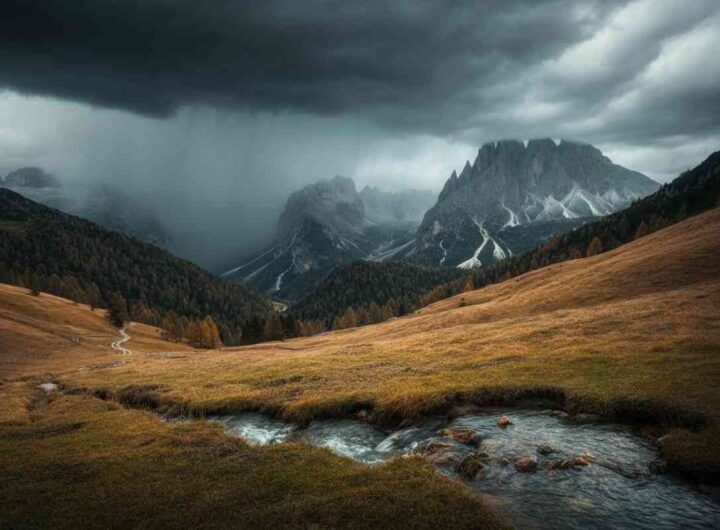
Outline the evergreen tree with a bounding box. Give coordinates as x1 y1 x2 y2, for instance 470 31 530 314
367 301 382 324
263 313 285 341
28 273 41 296
107 292 129 327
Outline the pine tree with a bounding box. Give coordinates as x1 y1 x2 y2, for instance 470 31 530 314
263 313 285 341
367 301 382 324
28 273 41 296
86 282 102 310
355 306 369 326
586 236 604 257
107 292 129 327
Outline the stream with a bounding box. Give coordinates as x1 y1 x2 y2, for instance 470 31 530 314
199 409 720 529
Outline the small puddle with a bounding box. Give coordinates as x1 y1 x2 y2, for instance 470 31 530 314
195 408 720 529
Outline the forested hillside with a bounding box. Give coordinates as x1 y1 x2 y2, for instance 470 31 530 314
292 261 462 327
0 189 272 344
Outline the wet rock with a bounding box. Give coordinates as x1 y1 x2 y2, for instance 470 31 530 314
550 456 589 470
580 451 596 463
649 460 668 474
356 409 369 420
440 427 482 446
425 450 463 466
550 459 573 470
398 418 415 429
455 453 485 479
514 457 538 472
572 456 590 467
537 444 556 455
422 441 454 456
497 415 513 428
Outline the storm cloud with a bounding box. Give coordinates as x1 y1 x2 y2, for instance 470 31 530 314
1 0 719 266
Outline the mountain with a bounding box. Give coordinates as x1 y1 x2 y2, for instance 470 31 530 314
404 139 660 268
430 147 720 304
291 149 719 329
221 176 424 299
2 168 173 248
0 188 272 344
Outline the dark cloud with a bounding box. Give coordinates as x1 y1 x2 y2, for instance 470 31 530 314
1 0 622 131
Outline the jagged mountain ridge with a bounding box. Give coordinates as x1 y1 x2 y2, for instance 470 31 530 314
222 176 424 299
404 139 660 268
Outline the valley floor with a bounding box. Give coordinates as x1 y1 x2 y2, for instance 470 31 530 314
2 208 720 528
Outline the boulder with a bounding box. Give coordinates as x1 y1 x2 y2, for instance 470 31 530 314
440 427 482 445
425 450 463 466
514 457 538 472
537 444 555 455
497 416 513 428
455 453 486 479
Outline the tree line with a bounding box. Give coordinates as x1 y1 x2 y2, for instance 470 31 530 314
0 188 272 346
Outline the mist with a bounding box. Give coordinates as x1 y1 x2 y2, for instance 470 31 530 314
0 93 474 269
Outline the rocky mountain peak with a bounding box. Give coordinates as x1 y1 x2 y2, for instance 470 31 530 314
410 139 660 269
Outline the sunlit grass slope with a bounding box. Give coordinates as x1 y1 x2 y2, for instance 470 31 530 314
66 208 720 476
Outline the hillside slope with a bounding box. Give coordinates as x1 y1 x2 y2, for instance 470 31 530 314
62 207 720 475
0 188 272 343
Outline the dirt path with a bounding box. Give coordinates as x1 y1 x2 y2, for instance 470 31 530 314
111 323 133 354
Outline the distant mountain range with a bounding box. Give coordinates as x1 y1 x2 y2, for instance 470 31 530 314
1 167 173 249
290 148 719 328
221 176 434 299
223 139 659 299
398 139 660 268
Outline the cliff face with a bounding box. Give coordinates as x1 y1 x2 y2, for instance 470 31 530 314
412 139 659 268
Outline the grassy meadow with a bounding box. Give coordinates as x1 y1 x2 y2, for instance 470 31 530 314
1 208 719 528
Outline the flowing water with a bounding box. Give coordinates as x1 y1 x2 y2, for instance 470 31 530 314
206 409 720 529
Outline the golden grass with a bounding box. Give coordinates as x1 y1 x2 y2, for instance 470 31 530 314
59 208 720 476
0 389 502 529
0 283 190 378
1 208 719 528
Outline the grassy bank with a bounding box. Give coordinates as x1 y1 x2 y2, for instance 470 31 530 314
0 385 504 529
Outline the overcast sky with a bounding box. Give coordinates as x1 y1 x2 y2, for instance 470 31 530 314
1 0 719 264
